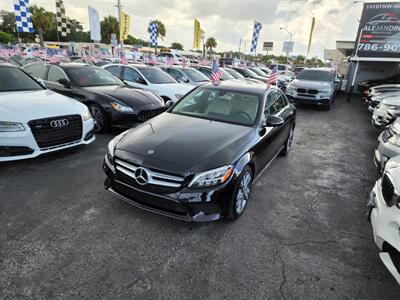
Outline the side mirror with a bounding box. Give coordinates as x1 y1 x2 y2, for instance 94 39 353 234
58 78 71 88
334 78 341 83
136 77 147 85
165 100 174 109
265 115 284 127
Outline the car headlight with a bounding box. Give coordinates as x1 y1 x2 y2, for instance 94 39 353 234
286 85 296 92
0 121 25 132
82 106 92 121
107 131 129 159
175 94 183 100
319 88 332 95
111 102 134 112
189 165 234 189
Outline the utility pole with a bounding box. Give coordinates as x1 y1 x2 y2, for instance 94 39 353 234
238 38 241 59
116 0 123 53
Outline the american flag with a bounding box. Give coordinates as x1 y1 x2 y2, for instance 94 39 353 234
267 66 278 85
166 56 174 66
46 48 60 63
210 59 223 84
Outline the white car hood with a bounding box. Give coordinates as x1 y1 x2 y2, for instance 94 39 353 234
0 89 86 123
156 83 193 95
290 79 331 89
381 96 400 106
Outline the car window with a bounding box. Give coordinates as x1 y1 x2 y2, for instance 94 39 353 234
24 64 46 79
106 66 122 78
198 68 212 78
180 68 209 82
66 67 123 87
48 66 67 83
124 67 143 83
297 70 333 82
167 68 186 82
171 88 260 126
0 66 44 92
136 67 177 84
278 65 286 71
264 90 286 117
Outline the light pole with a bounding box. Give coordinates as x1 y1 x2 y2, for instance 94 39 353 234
280 27 292 64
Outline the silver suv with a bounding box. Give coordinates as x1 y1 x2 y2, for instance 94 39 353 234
285 68 341 110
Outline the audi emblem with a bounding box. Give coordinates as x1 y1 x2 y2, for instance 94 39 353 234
134 167 149 185
50 119 69 128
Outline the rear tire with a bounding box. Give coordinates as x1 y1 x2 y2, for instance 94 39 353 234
89 103 109 133
227 166 253 220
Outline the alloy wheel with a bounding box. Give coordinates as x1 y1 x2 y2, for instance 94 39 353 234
235 170 252 214
90 106 104 132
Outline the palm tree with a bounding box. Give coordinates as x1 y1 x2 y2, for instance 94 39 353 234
30 5 54 47
100 16 119 44
206 37 217 53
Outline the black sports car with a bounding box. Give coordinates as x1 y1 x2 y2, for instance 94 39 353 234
103 80 296 221
23 62 165 132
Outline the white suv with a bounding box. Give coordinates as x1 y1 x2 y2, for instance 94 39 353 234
0 64 95 162
368 155 400 284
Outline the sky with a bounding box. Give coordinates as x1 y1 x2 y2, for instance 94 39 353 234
0 0 390 57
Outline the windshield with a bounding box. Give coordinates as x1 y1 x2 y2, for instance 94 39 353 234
0 67 44 92
137 67 177 84
171 88 260 126
66 67 123 87
225 68 245 79
220 68 234 80
245 68 259 77
180 68 209 82
251 68 267 77
297 70 333 82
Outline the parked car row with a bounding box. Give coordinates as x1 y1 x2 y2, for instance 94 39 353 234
364 81 400 284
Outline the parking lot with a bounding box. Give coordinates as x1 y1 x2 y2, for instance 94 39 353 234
1 94 399 299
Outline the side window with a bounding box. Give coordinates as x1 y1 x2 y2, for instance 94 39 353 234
25 64 46 79
168 69 185 82
124 67 144 83
264 91 286 117
106 66 121 78
199 68 211 77
278 65 285 71
48 66 67 83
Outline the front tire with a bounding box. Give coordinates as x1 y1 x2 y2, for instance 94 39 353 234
227 166 253 220
89 103 109 133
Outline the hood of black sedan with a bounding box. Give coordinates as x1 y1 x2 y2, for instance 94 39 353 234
116 112 255 170
82 85 163 108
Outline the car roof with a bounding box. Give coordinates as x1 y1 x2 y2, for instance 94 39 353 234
199 80 273 95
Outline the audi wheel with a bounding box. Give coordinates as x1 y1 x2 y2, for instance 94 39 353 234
89 104 109 133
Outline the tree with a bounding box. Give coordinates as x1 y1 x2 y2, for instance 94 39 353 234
101 16 119 44
170 42 183 50
0 31 16 43
30 5 54 47
0 11 17 35
205 37 217 53
124 34 149 47
147 20 166 41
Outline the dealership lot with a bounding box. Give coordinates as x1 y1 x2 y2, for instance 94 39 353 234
1 95 399 299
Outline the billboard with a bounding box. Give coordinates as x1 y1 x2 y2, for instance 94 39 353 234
355 2 400 58
282 41 294 53
263 42 273 51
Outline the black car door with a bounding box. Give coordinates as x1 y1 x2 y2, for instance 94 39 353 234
45 65 86 101
253 90 284 173
273 89 293 147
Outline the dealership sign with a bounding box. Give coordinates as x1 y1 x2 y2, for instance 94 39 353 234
356 2 400 58
263 42 273 51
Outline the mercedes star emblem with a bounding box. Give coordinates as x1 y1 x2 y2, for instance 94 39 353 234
134 167 149 185
147 149 154 155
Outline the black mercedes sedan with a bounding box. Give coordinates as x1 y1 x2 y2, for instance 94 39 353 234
103 80 296 221
22 62 165 132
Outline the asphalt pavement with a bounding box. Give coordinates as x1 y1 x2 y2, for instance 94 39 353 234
1 95 399 299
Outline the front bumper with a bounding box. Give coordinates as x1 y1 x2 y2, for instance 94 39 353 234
286 93 331 106
103 156 236 222
0 118 95 162
374 135 400 174
369 180 400 284
109 107 164 128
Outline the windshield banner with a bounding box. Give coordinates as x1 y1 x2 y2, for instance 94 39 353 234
355 2 400 58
